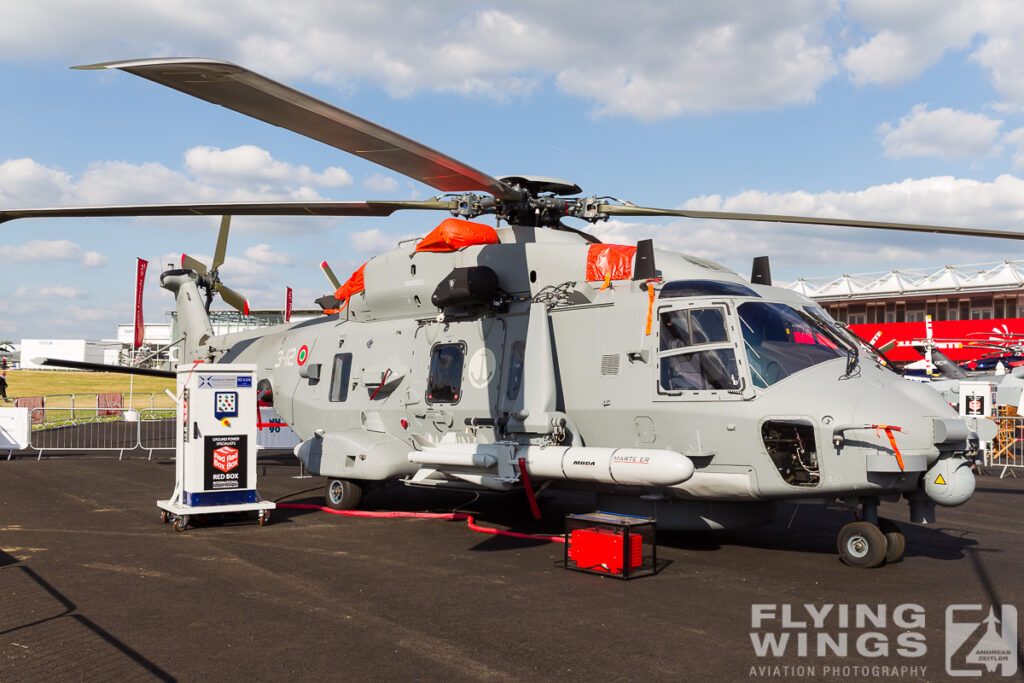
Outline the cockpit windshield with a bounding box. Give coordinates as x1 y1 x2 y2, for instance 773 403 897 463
739 301 851 388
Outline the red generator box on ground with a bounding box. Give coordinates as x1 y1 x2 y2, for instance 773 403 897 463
564 511 657 579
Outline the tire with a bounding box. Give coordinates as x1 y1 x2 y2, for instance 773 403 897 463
837 521 887 568
172 515 190 532
878 518 906 564
325 479 363 511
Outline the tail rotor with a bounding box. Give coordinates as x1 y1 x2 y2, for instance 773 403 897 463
180 215 250 314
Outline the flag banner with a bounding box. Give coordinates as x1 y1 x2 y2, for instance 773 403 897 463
134 258 148 349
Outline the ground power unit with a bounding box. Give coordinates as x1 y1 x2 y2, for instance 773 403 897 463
158 363 275 531
564 512 657 579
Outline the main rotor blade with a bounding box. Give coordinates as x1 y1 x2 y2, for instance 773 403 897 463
0 199 454 224
31 356 175 378
181 253 208 276
599 204 1024 241
75 58 523 202
216 283 250 316
212 215 230 272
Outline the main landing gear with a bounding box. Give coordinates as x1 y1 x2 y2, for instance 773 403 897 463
325 478 363 511
836 498 905 568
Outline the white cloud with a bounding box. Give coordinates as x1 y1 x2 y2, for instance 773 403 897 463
81 251 108 267
841 1 978 86
1004 127 1024 167
589 174 1024 277
841 2 1024 110
0 152 352 236
184 146 353 189
0 158 74 206
13 285 88 298
349 228 419 253
363 174 399 192
11 3 1024 118
0 1 840 119
244 243 292 265
1 239 80 261
878 105 1003 159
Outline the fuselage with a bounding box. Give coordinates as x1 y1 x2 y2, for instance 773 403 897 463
167 222 978 527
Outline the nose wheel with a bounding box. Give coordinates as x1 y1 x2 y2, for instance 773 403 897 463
836 503 906 568
837 521 887 568
878 518 906 564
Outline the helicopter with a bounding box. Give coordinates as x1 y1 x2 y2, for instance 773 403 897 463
3 57 1017 568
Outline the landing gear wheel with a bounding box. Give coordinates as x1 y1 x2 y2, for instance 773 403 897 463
160 510 169 524
172 515 190 532
837 521 887 568
258 509 271 526
878 518 906 564
325 478 363 511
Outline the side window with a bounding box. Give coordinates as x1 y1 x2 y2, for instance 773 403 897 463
657 307 740 392
329 353 352 402
506 340 525 401
427 342 466 404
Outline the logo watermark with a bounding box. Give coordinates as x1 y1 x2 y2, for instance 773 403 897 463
946 604 1017 677
748 603 1017 678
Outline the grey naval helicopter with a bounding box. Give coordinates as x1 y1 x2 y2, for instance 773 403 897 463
4 58 1016 568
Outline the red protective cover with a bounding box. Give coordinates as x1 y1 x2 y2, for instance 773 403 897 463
586 244 637 282
333 262 367 305
415 218 499 252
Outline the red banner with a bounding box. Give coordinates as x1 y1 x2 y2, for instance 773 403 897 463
134 258 148 349
286 287 293 322
849 318 1024 362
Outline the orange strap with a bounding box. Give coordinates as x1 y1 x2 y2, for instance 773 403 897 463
645 283 656 335
873 425 905 471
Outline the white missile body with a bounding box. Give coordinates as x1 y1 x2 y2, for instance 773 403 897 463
410 443 694 488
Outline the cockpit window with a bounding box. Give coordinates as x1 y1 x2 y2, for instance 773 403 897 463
739 302 848 388
660 308 729 350
660 348 741 391
658 306 740 392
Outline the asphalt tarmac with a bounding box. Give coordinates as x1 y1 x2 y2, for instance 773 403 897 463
1 451 1022 681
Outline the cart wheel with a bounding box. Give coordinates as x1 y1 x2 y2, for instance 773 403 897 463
878 518 906 564
259 509 271 526
173 515 190 532
160 510 169 524
837 521 887 568
325 478 363 510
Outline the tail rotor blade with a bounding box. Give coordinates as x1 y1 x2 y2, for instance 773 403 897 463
181 253 208 275
212 215 231 272
216 283 249 315
320 260 342 289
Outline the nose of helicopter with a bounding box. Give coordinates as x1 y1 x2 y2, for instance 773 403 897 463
848 371 977 509
850 372 965 453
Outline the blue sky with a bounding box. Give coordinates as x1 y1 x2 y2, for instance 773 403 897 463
4 1 1024 341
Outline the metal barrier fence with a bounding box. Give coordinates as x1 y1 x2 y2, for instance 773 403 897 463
27 408 175 461
21 392 174 416
987 415 1024 478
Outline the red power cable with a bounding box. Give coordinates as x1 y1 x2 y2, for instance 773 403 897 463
276 502 565 543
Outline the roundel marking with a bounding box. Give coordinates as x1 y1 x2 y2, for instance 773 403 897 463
468 347 497 388
297 345 309 366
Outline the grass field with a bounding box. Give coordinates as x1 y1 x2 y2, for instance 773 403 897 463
3 369 176 410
